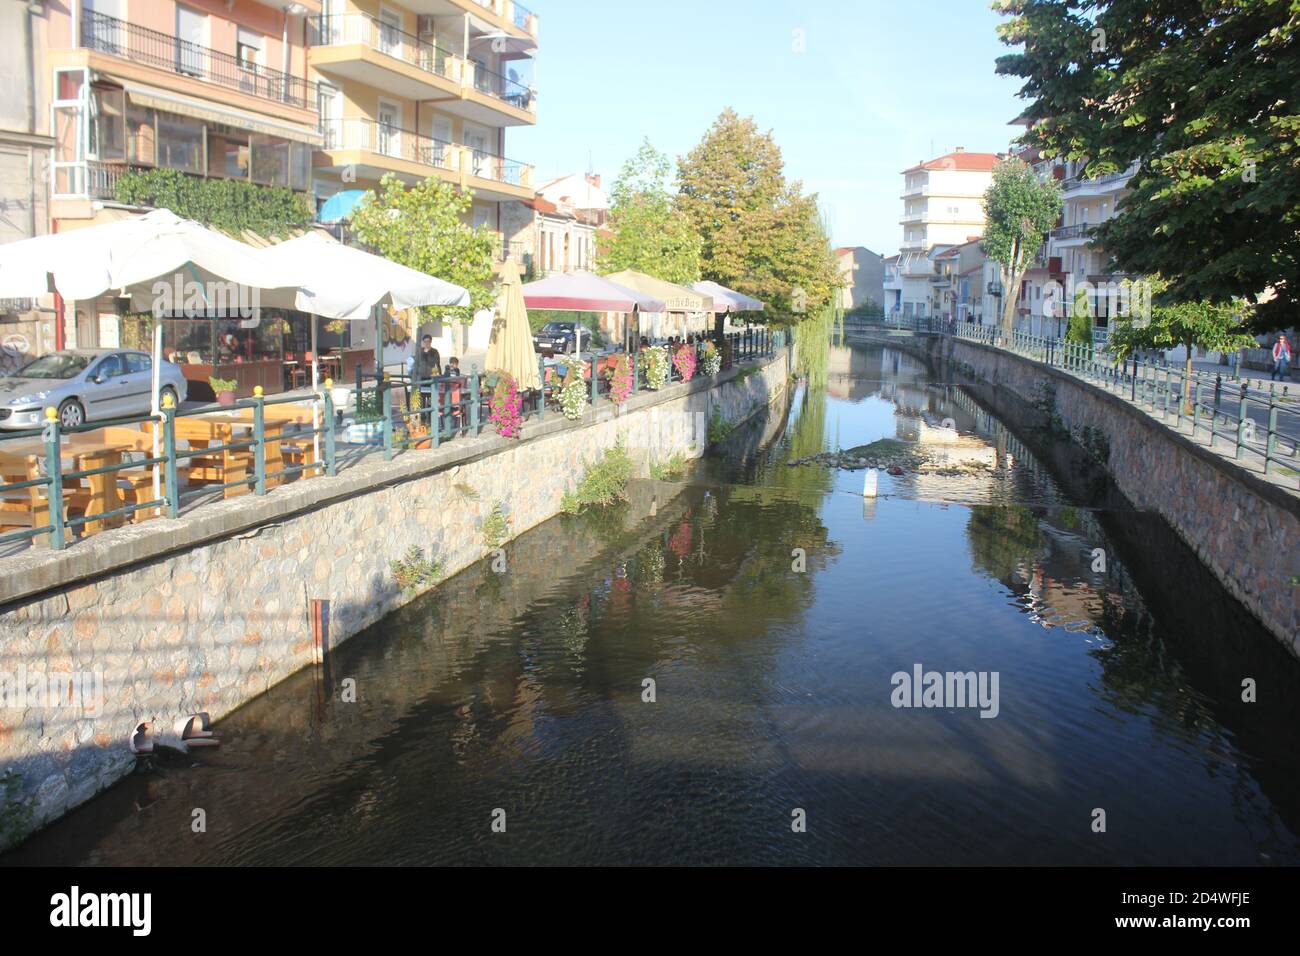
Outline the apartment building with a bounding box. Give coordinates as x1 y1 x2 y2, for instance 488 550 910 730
881 255 900 316
42 0 323 347
896 148 1000 317
309 0 538 248
834 246 885 313
0 0 55 372
1045 157 1139 344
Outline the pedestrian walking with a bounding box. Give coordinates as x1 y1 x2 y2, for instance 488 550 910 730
413 334 441 427
1271 334 1292 382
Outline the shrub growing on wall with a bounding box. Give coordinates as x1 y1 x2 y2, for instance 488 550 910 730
115 168 313 237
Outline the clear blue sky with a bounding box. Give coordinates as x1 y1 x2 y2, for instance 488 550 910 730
509 0 1026 258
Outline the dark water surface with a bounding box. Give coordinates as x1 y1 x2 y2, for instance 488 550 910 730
7 343 1300 866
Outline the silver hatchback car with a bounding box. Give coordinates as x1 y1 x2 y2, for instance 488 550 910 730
0 349 188 430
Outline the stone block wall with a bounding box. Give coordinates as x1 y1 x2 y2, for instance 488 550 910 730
0 348 794 846
944 337 1300 653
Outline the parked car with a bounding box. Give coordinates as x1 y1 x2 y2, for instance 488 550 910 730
532 321 594 355
0 349 188 430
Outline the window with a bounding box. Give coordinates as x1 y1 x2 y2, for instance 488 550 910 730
127 103 156 165
208 124 249 179
250 133 290 186
91 87 126 161
125 352 151 374
156 112 203 172
236 28 264 70
91 354 125 380
175 6 208 78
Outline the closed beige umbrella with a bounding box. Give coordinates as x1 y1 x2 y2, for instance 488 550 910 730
486 258 541 390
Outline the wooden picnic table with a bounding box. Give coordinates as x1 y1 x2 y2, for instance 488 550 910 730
1 431 141 534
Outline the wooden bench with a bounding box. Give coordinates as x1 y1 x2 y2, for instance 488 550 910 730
0 451 57 546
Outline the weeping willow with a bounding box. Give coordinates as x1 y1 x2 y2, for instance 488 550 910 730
794 304 835 390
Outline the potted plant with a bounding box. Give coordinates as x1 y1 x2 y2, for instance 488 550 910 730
209 376 238 406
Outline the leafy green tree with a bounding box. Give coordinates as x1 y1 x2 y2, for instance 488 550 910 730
1109 280 1255 413
994 0 1300 331
350 174 496 321
597 139 701 285
981 158 1062 335
1065 288 1092 344
677 109 841 335
115 168 312 237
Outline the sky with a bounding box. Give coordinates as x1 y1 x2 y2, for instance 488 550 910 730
509 0 1027 259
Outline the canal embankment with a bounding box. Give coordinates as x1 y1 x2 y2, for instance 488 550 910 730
867 330 1300 652
0 345 795 848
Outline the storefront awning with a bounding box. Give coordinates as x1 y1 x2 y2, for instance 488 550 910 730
120 81 323 146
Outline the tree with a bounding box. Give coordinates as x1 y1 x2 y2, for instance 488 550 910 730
981 158 1062 336
1109 280 1254 414
349 174 496 322
1065 288 1092 345
994 0 1300 331
597 140 701 285
677 109 841 337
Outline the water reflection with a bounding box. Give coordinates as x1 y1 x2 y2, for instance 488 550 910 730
6 344 1299 866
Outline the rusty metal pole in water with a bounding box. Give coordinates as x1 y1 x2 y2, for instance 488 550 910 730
310 599 332 720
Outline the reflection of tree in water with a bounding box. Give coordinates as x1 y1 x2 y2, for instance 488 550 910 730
966 504 1046 584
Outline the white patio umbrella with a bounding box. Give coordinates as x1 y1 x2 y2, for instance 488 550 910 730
0 208 298 509
256 232 471 459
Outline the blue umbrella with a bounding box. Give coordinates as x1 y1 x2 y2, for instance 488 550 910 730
316 189 368 224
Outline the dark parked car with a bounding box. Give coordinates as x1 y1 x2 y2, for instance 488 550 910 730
532 321 594 355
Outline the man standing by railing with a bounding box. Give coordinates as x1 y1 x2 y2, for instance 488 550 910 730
1271 333 1292 382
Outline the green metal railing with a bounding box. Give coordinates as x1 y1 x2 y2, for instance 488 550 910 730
1 334 784 552
951 323 1300 487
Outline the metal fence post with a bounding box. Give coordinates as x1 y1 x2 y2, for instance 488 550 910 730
252 385 267 495
429 378 441 449
1265 401 1278 475
471 366 482 435
631 349 638 394
162 395 180 518
322 380 337 477
537 355 546 420
589 352 598 406
42 407 65 550
1236 394 1249 459
381 378 393 460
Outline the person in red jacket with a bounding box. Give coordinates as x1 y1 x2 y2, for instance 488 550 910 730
1271 334 1292 382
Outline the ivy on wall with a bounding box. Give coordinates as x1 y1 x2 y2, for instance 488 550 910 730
114 168 313 238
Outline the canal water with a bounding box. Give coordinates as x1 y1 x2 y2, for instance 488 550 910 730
7 342 1300 866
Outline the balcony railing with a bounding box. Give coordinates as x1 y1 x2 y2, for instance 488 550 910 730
320 118 531 187
321 118 457 170
81 10 315 110
1051 223 1094 241
512 2 534 30
1061 167 1136 192
472 62 534 111
309 13 461 85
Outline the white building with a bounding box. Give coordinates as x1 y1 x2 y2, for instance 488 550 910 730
500 172 608 275
895 148 1001 317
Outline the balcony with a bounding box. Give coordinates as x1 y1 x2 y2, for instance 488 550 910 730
1061 166 1137 196
1050 222 1094 243
309 13 536 125
309 14 462 99
463 0 538 39
79 10 315 111
317 118 533 202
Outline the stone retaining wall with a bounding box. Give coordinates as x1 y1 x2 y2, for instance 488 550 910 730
938 336 1300 653
0 348 794 847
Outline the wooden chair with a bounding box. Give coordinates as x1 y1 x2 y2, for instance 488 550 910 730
0 451 58 546
145 418 251 498
98 426 166 519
